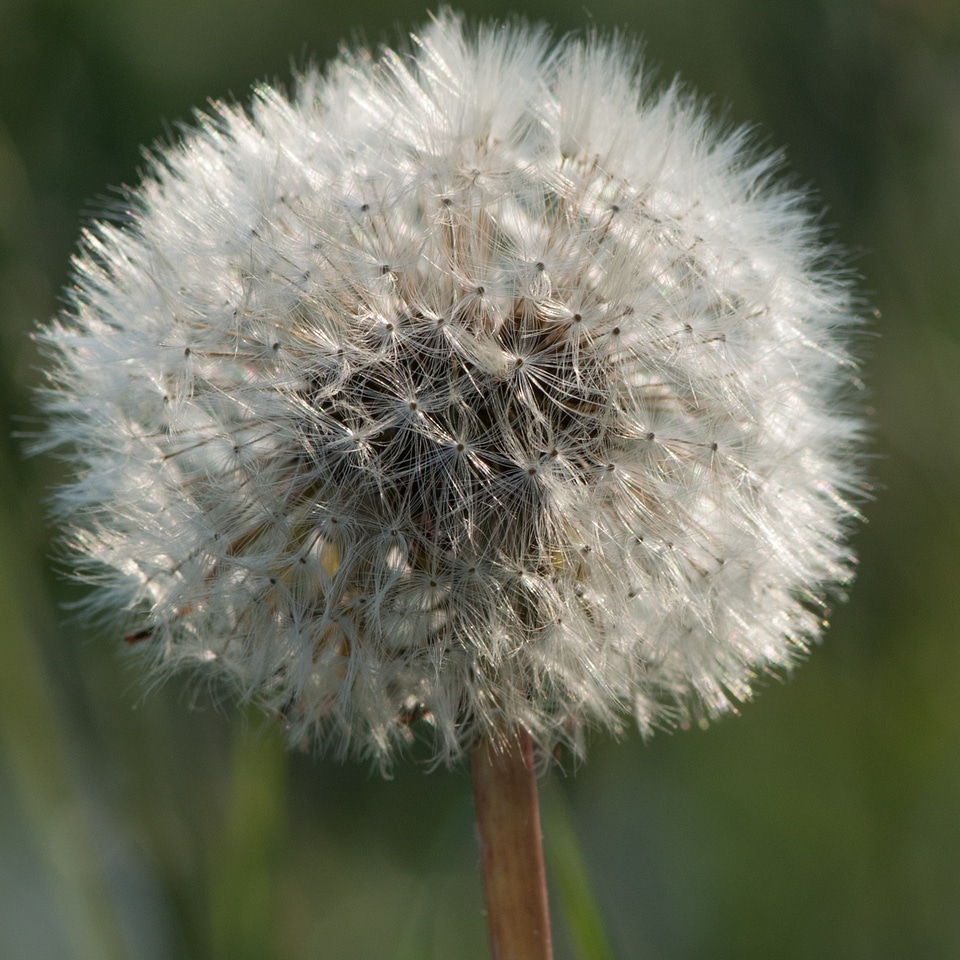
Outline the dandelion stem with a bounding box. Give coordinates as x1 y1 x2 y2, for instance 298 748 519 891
472 726 553 960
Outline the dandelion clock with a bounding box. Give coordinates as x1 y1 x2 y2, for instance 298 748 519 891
35 10 866 958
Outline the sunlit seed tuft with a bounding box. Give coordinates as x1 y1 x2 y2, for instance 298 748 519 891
34 10 866 767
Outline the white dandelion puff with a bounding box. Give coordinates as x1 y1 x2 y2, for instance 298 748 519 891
35 10 866 767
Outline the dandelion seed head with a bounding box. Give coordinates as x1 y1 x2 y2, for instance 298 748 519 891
35 10 866 766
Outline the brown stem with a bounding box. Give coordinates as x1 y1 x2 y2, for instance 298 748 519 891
471 726 553 960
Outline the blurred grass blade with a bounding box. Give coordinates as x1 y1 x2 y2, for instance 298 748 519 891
209 713 288 960
0 475 130 960
542 784 615 960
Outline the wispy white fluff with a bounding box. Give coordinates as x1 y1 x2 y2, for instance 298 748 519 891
35 10 866 766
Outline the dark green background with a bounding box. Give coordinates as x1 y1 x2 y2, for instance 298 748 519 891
2 1 958 957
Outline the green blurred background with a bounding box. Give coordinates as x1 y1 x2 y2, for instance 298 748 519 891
2 0 959 957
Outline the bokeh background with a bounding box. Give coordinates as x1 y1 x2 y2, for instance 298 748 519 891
2 0 959 957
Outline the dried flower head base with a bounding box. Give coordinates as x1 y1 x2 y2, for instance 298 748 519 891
37 11 865 957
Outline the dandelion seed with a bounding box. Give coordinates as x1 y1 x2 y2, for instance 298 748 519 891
34 10 865 771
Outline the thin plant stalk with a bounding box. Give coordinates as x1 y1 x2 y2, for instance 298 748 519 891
471 727 553 960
